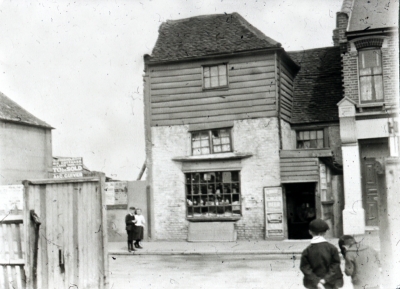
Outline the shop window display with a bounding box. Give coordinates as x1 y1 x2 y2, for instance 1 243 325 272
185 171 241 219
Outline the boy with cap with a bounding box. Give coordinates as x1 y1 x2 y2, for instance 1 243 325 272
300 219 343 289
341 235 381 289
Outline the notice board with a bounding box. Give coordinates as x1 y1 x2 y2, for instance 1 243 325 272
264 187 284 238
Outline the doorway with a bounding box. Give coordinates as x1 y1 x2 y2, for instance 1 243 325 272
285 183 316 239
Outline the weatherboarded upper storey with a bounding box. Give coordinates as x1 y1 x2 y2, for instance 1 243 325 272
144 13 299 127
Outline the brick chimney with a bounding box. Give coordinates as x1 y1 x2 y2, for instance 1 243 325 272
332 0 352 53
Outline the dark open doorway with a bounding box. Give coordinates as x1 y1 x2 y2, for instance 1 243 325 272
285 182 316 239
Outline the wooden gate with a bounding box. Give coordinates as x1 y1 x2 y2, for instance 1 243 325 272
23 175 108 289
0 216 26 289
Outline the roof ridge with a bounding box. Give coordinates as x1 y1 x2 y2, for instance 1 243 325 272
287 46 339 53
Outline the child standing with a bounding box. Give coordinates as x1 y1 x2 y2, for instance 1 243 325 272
300 219 343 289
133 208 146 249
341 235 381 289
125 207 137 252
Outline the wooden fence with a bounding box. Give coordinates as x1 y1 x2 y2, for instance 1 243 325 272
23 175 109 289
0 215 26 289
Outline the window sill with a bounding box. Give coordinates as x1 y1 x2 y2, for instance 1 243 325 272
172 152 252 162
202 86 229 91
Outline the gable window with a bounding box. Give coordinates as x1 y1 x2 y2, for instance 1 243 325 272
203 64 228 89
192 128 232 155
297 130 324 149
358 49 384 103
186 171 241 219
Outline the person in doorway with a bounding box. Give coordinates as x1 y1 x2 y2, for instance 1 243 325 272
300 219 343 289
125 207 137 252
341 235 381 289
133 208 145 249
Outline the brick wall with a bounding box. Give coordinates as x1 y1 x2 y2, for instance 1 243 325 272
150 117 280 240
342 51 359 103
382 35 399 106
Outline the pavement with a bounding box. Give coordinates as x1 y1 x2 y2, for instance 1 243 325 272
108 238 340 256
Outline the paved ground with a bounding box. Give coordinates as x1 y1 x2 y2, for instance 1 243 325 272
108 254 354 289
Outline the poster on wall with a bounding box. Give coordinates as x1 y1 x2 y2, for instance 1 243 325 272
105 182 128 205
264 187 284 238
0 185 24 214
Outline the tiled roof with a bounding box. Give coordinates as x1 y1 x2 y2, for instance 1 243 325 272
0 92 52 128
348 0 398 32
149 12 281 62
288 47 343 124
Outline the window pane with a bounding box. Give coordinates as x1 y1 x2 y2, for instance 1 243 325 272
310 131 316 140
211 76 219 87
203 67 210 77
214 146 221 152
317 130 324 139
204 77 210 88
200 132 209 139
201 147 210 154
210 66 218 77
317 139 324 148
373 75 384 101
221 137 230 144
219 75 227 86
192 140 201 148
222 144 231 151
310 140 317 148
201 139 209 147
360 50 380 68
213 138 221 145
218 64 226 76
193 149 201 155
360 76 373 102
298 131 303 140
219 129 229 137
303 131 310 140
303 140 310 148
192 133 200 140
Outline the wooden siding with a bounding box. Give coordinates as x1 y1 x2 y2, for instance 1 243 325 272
23 176 108 289
280 156 319 183
278 61 295 123
149 54 277 126
0 216 25 289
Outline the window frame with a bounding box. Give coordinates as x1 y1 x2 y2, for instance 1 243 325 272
191 128 233 156
185 170 242 220
202 63 229 90
357 47 384 104
296 128 328 149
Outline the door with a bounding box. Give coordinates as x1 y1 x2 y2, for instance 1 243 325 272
362 158 379 226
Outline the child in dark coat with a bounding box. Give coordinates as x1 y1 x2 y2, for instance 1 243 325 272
341 235 381 289
300 219 343 289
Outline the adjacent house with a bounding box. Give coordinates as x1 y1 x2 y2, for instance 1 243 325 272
143 12 346 240
0 92 53 186
333 0 399 236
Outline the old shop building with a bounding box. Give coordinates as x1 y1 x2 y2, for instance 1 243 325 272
333 0 399 235
143 13 346 240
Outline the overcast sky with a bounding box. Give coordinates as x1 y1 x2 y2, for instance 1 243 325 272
0 0 343 180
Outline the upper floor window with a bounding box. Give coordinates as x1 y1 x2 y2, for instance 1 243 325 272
358 49 384 103
297 130 324 149
192 128 232 155
203 64 228 89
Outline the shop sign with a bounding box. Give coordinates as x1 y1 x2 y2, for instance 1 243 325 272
0 185 24 212
264 187 284 238
52 158 83 178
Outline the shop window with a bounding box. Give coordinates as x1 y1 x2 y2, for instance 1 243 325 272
203 64 228 89
192 128 232 155
185 171 241 219
358 49 384 103
297 130 324 149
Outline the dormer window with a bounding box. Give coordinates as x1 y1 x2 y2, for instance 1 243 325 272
192 128 232 155
203 64 228 89
358 48 384 103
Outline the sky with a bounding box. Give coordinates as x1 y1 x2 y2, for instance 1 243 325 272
0 0 343 181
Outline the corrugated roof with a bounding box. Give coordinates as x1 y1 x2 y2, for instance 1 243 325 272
0 92 52 128
348 0 398 32
288 47 343 124
149 12 281 62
